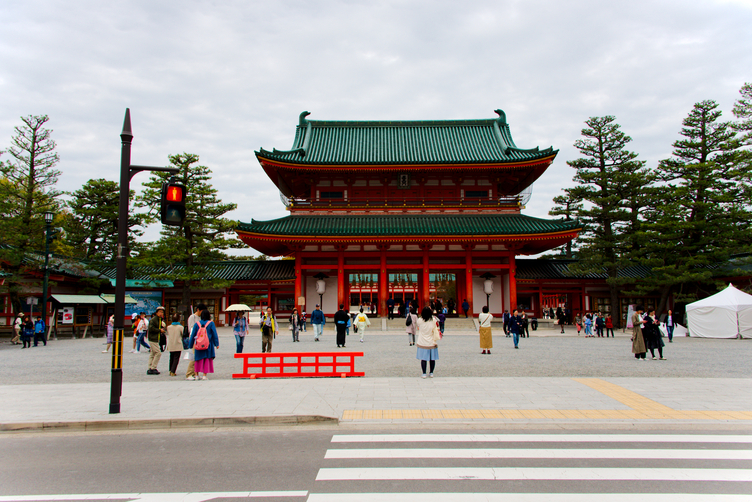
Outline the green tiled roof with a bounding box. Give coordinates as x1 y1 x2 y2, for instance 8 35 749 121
99 260 295 282
256 110 556 166
237 214 580 236
515 259 653 280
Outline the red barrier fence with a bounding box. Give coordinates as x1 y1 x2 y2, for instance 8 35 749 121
233 352 365 379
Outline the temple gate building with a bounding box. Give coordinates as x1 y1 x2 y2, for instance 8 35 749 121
236 110 581 317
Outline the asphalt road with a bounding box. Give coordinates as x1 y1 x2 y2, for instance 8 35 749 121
1 328 750 384
1 428 751 500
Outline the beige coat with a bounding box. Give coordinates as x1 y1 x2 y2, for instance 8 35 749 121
166 324 184 352
416 317 439 349
631 312 646 354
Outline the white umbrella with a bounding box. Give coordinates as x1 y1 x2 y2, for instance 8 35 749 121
225 304 252 312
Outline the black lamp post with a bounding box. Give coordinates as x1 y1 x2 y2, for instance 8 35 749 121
41 211 54 336
109 109 179 414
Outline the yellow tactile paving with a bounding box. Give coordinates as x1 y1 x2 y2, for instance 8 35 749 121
340 378 752 421
572 378 678 415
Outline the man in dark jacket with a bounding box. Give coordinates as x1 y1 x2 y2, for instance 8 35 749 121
503 310 511 336
147 306 166 375
334 304 349 348
508 309 522 349
462 299 470 318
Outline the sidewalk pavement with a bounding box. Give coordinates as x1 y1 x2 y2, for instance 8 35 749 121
2 376 752 432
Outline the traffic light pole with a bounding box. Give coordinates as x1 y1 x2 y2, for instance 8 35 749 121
110 109 178 414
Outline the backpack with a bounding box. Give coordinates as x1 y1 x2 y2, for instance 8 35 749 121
194 321 212 350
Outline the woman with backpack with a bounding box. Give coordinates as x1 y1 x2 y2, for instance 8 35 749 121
355 308 371 343
405 306 418 346
189 310 219 380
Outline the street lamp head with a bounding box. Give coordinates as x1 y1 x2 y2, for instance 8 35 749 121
44 211 54 224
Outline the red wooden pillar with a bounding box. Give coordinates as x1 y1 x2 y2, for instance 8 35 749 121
509 251 517 312
465 245 473 316
337 246 345 308
379 246 387 316
422 245 430 308
294 250 302 310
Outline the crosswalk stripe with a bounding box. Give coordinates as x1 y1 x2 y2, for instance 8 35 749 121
307 494 752 502
315 467 752 481
331 434 752 443
324 447 752 460
0 492 309 502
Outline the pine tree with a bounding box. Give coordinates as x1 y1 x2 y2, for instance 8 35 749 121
134 153 242 319
547 191 582 259
64 179 143 264
635 100 750 312
0 115 61 314
732 82 752 145
565 116 651 327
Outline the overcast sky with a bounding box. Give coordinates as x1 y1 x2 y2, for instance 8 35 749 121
1 0 750 256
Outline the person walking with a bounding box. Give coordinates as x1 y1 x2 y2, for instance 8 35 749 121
605 314 614 338
595 313 605 337
665 309 675 342
12 314 22 345
462 299 470 318
166 313 184 376
556 307 565 334
387 296 395 320
631 305 647 360
189 310 219 380
21 315 33 349
260 307 278 353
509 308 522 349
185 303 206 380
355 308 371 343
437 310 446 335
102 315 114 353
135 313 150 353
575 313 582 335
405 306 418 346
584 314 593 337
299 310 307 332
645 308 666 360
416 306 441 378
478 306 493 354
33 316 47 347
311 304 325 342
146 306 166 375
521 312 530 338
334 304 349 348
233 312 248 352
289 308 301 342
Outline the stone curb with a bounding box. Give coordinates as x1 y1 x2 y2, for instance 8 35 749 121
0 414 338 433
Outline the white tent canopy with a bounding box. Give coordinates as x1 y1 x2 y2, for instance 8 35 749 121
685 284 752 339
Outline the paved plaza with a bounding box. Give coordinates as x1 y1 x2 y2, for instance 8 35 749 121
1 326 751 430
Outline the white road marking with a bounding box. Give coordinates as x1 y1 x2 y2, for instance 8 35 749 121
331 434 752 443
315 467 752 481
324 447 752 460
306 494 752 502
0 491 308 502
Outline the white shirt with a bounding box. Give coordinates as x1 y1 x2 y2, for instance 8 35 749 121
479 313 493 328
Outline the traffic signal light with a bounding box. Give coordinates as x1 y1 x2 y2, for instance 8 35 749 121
160 180 186 226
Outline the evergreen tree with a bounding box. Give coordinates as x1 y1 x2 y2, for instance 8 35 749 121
547 191 582 259
635 100 750 312
134 153 242 319
732 82 752 145
64 179 143 264
566 116 651 327
0 115 61 314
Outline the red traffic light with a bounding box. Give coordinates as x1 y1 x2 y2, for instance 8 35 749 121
166 185 184 203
